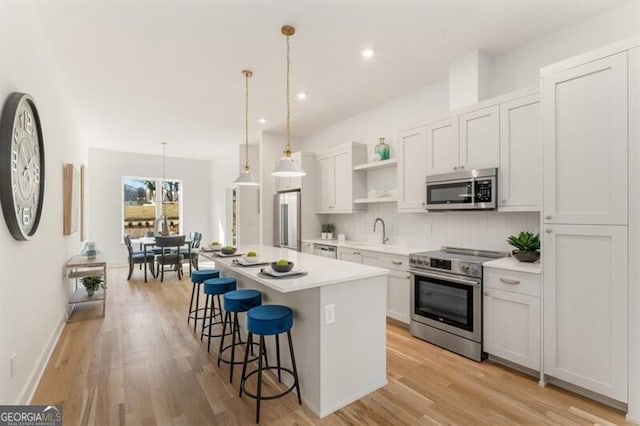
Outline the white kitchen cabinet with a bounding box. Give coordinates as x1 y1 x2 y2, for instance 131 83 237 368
499 94 541 211
543 224 627 402
315 142 366 214
337 247 363 263
483 267 540 371
459 105 500 171
301 241 313 254
542 52 628 225
387 269 410 324
397 127 427 212
426 117 459 176
337 247 410 324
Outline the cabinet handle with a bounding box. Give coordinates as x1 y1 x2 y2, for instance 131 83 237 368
391 260 403 265
406 275 411 279
484 291 490 296
500 278 520 285
329 206 335 209
461 165 465 169
453 166 458 170
545 215 552 220
502 199 506 203
421 202 426 206
545 228 552 233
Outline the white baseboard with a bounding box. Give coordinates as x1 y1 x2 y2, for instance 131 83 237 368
17 311 65 404
627 413 640 425
316 379 388 418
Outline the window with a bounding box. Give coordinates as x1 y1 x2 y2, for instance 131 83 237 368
122 177 182 238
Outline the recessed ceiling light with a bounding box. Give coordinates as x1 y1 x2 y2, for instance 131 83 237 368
361 48 375 59
258 117 267 124
296 91 307 100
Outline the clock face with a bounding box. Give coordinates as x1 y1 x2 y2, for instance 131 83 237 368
0 93 45 240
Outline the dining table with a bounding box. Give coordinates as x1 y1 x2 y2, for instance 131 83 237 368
138 236 193 282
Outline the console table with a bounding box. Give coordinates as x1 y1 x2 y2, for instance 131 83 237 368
65 255 107 322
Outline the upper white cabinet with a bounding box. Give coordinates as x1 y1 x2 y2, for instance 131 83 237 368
425 118 459 175
426 105 499 176
397 127 427 211
542 52 628 225
543 224 628 402
499 94 541 211
315 142 367 214
459 105 500 171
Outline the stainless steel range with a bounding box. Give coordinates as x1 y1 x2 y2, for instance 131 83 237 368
409 247 505 361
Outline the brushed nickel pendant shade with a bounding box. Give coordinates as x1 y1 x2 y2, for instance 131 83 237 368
234 70 259 186
271 25 306 178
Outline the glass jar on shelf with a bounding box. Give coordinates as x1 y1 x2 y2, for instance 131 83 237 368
374 137 390 160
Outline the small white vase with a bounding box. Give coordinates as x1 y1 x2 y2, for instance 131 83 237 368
321 232 328 239
327 232 333 240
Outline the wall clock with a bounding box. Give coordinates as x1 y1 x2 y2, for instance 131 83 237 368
0 93 45 241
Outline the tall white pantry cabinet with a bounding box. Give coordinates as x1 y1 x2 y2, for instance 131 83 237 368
541 38 639 411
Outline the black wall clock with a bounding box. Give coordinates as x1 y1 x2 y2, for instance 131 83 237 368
0 93 45 240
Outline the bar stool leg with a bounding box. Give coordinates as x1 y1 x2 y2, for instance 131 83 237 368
216 295 223 322
287 330 302 405
193 284 201 332
256 335 265 424
200 294 210 341
276 334 282 382
207 295 217 353
188 283 197 324
218 311 230 367
239 332 253 398
229 312 240 383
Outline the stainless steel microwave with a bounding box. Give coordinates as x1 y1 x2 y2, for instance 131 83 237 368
425 168 497 211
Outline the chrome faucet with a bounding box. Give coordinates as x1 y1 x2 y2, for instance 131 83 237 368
373 217 389 245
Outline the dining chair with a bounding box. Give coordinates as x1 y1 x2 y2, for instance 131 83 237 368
154 235 186 282
179 231 202 273
124 235 155 282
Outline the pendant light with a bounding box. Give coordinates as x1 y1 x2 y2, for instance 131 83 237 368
271 25 306 177
234 70 259 186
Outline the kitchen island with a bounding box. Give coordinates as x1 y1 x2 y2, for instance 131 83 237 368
200 245 389 418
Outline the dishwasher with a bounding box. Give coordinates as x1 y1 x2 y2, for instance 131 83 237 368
313 243 337 259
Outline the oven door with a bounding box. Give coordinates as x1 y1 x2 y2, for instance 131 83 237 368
410 269 481 342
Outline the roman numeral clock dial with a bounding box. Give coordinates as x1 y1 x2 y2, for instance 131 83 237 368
0 93 45 240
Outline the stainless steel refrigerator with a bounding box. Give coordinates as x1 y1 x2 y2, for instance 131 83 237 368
274 190 301 251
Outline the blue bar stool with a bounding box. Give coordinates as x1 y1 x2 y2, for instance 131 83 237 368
218 289 263 383
240 305 301 423
200 277 237 352
189 269 219 332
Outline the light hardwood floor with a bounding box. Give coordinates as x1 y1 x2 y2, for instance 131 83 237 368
33 265 629 425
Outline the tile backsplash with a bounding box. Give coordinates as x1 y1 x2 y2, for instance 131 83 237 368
327 204 540 252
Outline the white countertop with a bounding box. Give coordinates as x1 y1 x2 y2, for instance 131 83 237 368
200 245 389 293
483 256 542 274
302 238 431 257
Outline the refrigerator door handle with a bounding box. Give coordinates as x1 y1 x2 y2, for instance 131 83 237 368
282 203 289 246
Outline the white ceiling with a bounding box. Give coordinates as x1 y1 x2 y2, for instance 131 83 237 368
33 0 626 159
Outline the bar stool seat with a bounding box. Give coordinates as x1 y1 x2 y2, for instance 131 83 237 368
189 269 219 332
200 277 237 352
240 305 301 423
218 289 263 383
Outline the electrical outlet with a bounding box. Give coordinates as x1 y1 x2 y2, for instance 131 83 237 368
10 354 16 379
324 304 335 325
424 224 432 234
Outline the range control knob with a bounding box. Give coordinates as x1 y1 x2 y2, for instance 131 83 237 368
461 264 470 273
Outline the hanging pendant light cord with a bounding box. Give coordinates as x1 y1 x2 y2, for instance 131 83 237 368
243 70 251 172
282 25 295 157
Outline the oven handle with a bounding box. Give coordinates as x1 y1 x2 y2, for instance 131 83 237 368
409 269 481 287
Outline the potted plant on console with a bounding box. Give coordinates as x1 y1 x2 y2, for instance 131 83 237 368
507 231 540 263
82 276 105 297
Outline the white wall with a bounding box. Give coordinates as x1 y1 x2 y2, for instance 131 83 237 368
0 0 86 404
88 149 213 264
490 0 640 96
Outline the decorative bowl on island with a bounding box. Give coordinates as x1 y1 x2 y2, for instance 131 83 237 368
221 246 237 255
243 251 259 263
271 260 294 273
209 242 222 250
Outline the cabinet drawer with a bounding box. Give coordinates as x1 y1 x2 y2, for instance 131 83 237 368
484 267 540 297
379 254 409 272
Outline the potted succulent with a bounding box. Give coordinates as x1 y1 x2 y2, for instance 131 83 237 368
507 231 540 263
81 276 105 296
326 223 335 240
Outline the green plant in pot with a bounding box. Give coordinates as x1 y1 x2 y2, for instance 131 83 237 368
507 231 540 263
82 276 105 296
